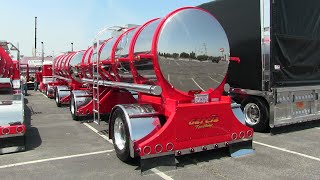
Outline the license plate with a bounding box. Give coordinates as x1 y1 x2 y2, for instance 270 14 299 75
194 94 209 104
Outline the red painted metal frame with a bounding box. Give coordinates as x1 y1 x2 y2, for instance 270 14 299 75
126 7 252 157
75 32 139 116
77 89 137 115
129 18 160 85
0 47 14 78
48 7 253 159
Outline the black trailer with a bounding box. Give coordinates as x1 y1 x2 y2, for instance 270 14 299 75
199 0 320 131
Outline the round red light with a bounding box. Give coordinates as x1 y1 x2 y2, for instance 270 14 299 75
155 144 163 153
16 126 24 133
2 128 10 134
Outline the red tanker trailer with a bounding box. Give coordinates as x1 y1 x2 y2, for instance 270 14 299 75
45 51 88 107
66 7 254 171
0 43 26 154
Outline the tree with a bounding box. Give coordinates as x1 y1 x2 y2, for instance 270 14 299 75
180 52 189 58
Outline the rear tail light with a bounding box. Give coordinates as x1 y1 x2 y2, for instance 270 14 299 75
13 89 22 94
2 128 10 135
16 126 24 133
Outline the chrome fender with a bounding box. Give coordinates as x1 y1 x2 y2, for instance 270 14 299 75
55 85 70 104
46 84 55 97
72 90 92 113
110 104 161 158
231 102 245 124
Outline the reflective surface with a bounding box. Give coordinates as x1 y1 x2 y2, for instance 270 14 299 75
157 9 230 92
70 51 84 82
114 29 138 82
62 54 74 76
100 38 117 61
134 19 160 55
83 47 93 64
115 28 137 59
58 56 67 75
133 19 161 84
114 117 126 150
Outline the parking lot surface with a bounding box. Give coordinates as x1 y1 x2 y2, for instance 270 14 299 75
0 91 319 180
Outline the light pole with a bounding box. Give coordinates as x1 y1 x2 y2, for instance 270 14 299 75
71 42 73 52
41 42 44 63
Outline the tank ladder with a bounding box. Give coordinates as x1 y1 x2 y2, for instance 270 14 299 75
91 26 127 124
92 40 101 125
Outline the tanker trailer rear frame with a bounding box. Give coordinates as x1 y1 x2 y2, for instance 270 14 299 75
68 7 255 171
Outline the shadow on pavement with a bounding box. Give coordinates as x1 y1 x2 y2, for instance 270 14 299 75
271 120 320 135
175 148 230 168
131 148 230 174
24 100 42 151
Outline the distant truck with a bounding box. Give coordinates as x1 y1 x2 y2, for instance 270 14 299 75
38 61 54 96
200 0 320 131
0 44 26 154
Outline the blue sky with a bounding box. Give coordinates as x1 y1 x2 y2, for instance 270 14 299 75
0 0 210 57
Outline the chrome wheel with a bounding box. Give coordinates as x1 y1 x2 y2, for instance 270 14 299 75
244 103 260 125
70 98 75 114
55 92 59 103
114 117 126 151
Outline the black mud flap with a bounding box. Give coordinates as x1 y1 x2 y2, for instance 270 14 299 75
140 153 176 175
229 140 255 157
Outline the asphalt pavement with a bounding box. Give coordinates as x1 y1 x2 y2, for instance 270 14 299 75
0 91 319 180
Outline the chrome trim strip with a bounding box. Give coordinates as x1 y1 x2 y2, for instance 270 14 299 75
275 85 320 92
0 133 25 138
0 146 25 154
140 138 253 159
273 113 320 127
230 88 271 97
260 0 271 91
82 78 162 95
54 75 71 82
128 112 161 118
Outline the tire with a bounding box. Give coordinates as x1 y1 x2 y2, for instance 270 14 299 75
45 85 50 98
70 95 79 121
23 135 27 151
241 97 269 132
55 90 61 107
111 108 132 162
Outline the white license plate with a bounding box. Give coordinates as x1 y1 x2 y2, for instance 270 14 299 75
194 94 209 104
